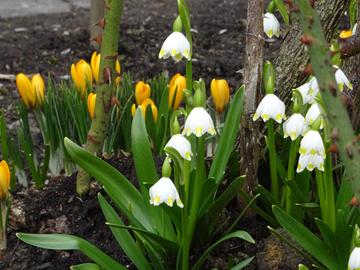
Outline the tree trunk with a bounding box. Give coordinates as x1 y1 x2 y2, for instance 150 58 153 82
90 0 105 49
239 0 263 194
274 0 349 105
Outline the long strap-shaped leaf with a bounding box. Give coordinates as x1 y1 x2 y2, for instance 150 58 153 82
98 193 152 270
16 233 126 270
192 230 255 270
64 138 154 232
272 206 338 270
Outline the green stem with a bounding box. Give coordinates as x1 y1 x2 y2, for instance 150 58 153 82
285 139 300 214
267 119 279 201
183 137 205 269
324 151 336 231
185 61 192 92
76 0 124 195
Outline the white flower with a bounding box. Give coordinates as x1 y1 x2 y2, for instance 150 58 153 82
294 78 319 105
264 12 280 38
305 102 322 128
158 32 191 62
299 130 325 157
183 107 216 137
297 153 325 172
353 23 358 35
149 177 184 208
165 134 193 161
348 247 360 270
334 66 353 91
283 113 306 141
253 94 286 123
296 130 325 173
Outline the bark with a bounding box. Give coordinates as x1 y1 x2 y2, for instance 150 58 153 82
239 0 263 194
89 0 105 49
274 0 349 105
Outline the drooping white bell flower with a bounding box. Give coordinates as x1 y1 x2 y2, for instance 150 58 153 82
253 94 286 123
183 107 216 137
296 130 325 172
348 247 360 270
299 130 325 157
283 113 306 141
305 102 322 128
159 32 191 62
294 78 319 105
334 66 353 91
263 12 280 38
149 177 184 208
353 23 358 36
309 77 320 100
165 134 193 161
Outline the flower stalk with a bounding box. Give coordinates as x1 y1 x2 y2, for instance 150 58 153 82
267 119 279 201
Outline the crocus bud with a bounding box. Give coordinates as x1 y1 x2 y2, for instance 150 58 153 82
87 93 96 119
263 60 275 94
71 59 93 97
0 160 10 200
135 81 151 105
91 52 121 85
172 15 183 32
210 79 230 113
16 73 45 109
169 73 186 110
139 98 158 122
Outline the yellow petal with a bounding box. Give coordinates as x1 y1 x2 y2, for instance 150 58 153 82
91 51 100 83
0 160 10 200
16 73 35 108
87 93 96 119
135 81 151 105
31 73 45 107
131 104 136 117
339 29 352 39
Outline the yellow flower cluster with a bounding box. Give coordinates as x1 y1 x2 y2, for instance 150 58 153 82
15 73 45 109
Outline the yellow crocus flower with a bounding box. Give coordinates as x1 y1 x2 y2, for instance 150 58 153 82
71 59 93 97
91 51 121 85
135 81 151 105
169 73 186 110
339 29 352 39
87 93 96 120
132 98 158 122
16 73 45 109
210 79 230 113
0 160 10 200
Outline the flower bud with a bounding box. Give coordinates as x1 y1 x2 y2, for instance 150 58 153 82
71 59 93 97
135 81 151 105
263 60 275 94
0 160 10 200
135 98 158 122
16 73 45 109
87 93 96 119
182 89 194 108
170 116 181 135
210 79 230 113
169 73 186 110
91 51 121 85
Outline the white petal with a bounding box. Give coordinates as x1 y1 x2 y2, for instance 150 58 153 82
165 134 193 160
299 130 325 157
149 177 183 208
349 247 360 270
305 102 322 127
183 107 216 137
295 82 312 105
283 113 306 140
263 13 280 38
159 32 191 62
253 94 285 123
335 67 352 91
352 23 358 36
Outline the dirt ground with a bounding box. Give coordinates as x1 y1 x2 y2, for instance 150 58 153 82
0 0 303 269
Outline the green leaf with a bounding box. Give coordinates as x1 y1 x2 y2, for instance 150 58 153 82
17 233 126 270
314 218 336 250
98 194 152 270
105 222 178 255
70 263 100 270
64 138 153 232
230 256 254 270
192 230 254 270
272 206 338 270
209 85 245 184
0 111 9 161
274 0 289 25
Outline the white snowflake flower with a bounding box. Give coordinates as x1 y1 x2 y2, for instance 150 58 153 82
349 247 360 270
149 177 184 208
183 107 216 137
283 113 306 141
334 66 353 91
159 32 191 62
165 134 193 161
253 94 286 123
264 12 280 39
